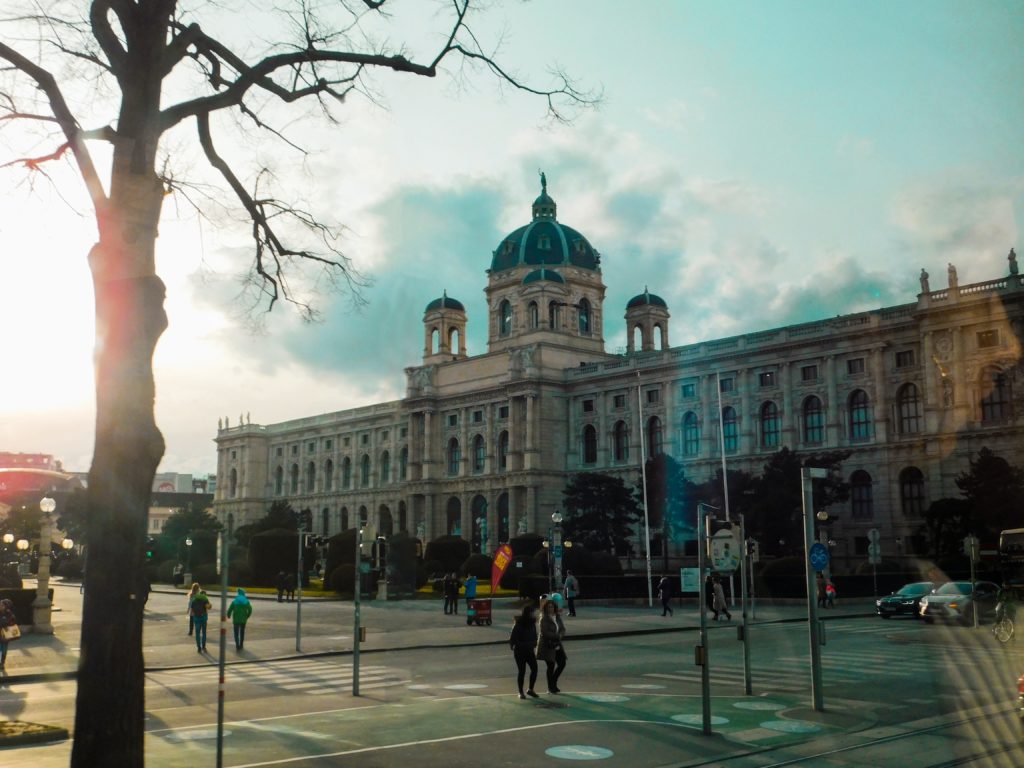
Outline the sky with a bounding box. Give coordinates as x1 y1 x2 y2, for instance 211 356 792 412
1 0 1022 476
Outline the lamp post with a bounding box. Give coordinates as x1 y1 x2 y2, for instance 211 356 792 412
32 495 56 634
802 468 828 712
16 538 29 575
184 535 193 583
551 511 564 592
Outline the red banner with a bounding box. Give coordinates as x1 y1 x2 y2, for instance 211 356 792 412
491 543 513 595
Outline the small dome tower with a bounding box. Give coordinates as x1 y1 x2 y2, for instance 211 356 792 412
625 287 670 352
423 290 467 363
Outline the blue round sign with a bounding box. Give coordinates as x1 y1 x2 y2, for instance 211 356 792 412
809 543 830 571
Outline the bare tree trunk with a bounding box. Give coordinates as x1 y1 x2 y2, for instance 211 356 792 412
72 173 167 768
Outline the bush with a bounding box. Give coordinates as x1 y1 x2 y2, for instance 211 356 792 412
509 533 545 559
461 553 492 579
590 552 623 576
424 536 471 573
385 532 420 595
0 564 22 589
249 529 313 586
192 563 219 586
518 573 549 600
55 553 84 579
330 563 355 596
324 529 358 580
155 558 179 584
229 559 253 586
0 588 52 624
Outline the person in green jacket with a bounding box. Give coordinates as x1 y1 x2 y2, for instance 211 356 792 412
226 589 253 650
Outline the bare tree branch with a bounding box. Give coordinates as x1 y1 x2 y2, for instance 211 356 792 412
89 0 128 78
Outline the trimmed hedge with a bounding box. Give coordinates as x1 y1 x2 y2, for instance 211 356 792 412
424 536 470 573
248 529 313 587
461 553 492 579
0 588 53 625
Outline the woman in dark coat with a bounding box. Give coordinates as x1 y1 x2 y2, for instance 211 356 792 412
509 604 539 699
537 599 567 693
0 599 18 670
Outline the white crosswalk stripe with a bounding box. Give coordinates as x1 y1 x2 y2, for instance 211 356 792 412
147 660 408 695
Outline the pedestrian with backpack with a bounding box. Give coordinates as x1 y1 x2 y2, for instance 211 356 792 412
227 589 252 650
190 585 211 652
186 582 200 635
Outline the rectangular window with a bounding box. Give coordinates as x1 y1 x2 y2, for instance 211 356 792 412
498 405 510 419
613 394 626 409
308 441 315 453
276 446 283 457
847 358 865 375
291 445 298 456
343 437 350 448
719 377 734 393
681 383 696 399
361 434 369 445
759 371 776 387
447 414 458 428
854 536 869 556
400 427 408 438
472 410 483 423
801 365 818 382
324 439 332 451
977 329 999 348
582 399 595 413
646 389 660 404
895 350 915 368
230 449 237 460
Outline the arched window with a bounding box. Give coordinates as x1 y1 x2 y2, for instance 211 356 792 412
449 327 460 353
379 450 390 484
900 467 926 517
497 430 509 471
379 505 393 537
472 435 486 474
359 505 368 527
274 466 284 495
447 437 461 476
305 461 316 493
646 416 663 457
851 470 873 520
980 367 1012 423
471 495 487 553
582 424 598 464
849 389 871 441
722 407 738 453
430 328 440 354
528 301 539 329
341 457 352 489
682 412 700 456
360 454 370 487
446 497 461 535
399 446 408 480
498 492 510 543
654 324 664 350
803 396 824 444
896 383 921 434
578 298 591 334
324 459 334 491
632 325 643 350
398 501 407 533
340 506 349 530
760 401 780 448
499 300 512 336
613 420 629 462
548 301 560 330
289 463 299 494
229 468 238 498
321 507 330 536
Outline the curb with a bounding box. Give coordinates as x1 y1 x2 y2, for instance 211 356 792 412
0 722 70 748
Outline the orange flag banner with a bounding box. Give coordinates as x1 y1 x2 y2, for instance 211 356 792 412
491 543 513 595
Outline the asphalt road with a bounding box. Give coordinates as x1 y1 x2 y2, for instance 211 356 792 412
3 605 1023 767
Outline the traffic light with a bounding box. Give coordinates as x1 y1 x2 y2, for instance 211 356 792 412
745 539 759 562
145 536 156 560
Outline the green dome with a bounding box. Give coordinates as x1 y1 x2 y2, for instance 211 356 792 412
627 287 667 309
490 175 600 273
425 290 465 313
522 268 565 285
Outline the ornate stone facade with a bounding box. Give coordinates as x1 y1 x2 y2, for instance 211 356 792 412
214 181 1024 571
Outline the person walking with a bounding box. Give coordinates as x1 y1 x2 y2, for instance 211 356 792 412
704 572 718 621
713 574 732 621
442 573 454 614
186 582 200 635
275 571 286 603
449 572 462 615
537 599 567 693
509 604 540 699
563 570 580 617
824 580 837 609
0 598 19 671
816 572 826 609
190 585 211 652
227 589 253 650
284 571 297 602
657 574 674 617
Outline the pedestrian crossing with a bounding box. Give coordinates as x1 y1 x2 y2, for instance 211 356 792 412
148 659 409 695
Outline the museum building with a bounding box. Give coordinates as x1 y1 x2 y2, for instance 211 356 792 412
213 179 1024 572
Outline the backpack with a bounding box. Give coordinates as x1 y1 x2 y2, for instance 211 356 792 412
191 596 208 617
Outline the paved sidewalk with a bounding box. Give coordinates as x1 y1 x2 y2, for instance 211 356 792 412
0 581 876 684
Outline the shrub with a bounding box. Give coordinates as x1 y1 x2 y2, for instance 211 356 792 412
154 558 179 584
424 536 471 573
509 533 545 559
0 588 50 624
330 563 355 596
55 553 84 579
248 529 313 586
518 574 548 600
385 532 420 595
0 564 22 589
192 563 219 586
229 560 253 586
324 529 358 582
461 553 492 579
590 552 623 576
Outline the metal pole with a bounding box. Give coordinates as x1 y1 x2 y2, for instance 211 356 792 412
715 372 736 605
636 374 653 608
740 514 751 696
553 519 563 592
216 513 233 768
697 503 712 735
969 543 978 629
801 467 825 712
353 527 362 696
296 526 304 653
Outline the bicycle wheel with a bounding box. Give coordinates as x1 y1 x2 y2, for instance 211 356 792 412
993 617 1014 644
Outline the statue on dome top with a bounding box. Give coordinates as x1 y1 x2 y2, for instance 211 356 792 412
1010 248 1018 276
919 268 930 293
540 170 547 193
947 262 958 289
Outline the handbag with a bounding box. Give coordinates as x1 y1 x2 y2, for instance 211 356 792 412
1 624 21 641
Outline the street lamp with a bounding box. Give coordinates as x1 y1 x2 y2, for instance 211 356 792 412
551 511 564 592
33 495 56 633
185 535 193 582
62 538 74 551
2 533 13 545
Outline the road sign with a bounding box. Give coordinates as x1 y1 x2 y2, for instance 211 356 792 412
963 535 980 563
867 528 880 544
710 529 740 572
680 567 700 593
809 542 830 572
867 542 881 565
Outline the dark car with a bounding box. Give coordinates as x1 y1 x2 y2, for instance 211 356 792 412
876 581 935 618
920 580 1000 625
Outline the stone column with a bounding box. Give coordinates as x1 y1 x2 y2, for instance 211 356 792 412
871 346 889 442
525 395 536 470
422 410 433 480
825 356 839 445
780 362 794 446
703 373 717 457
738 368 752 453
